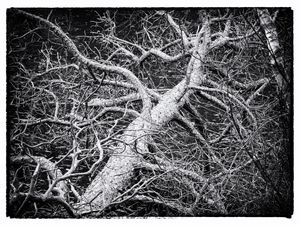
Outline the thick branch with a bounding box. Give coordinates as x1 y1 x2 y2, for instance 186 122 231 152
12 155 68 198
88 93 140 107
15 9 152 115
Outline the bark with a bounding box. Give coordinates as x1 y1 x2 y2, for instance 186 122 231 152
12 156 68 199
76 70 209 214
14 9 214 215
257 9 287 91
12 9 261 216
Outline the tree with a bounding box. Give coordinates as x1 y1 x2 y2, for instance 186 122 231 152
7 8 293 217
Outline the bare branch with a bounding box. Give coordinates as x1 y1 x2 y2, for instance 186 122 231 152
15 9 152 115
12 155 69 198
88 93 140 107
190 85 257 127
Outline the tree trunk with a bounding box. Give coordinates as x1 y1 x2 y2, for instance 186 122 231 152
257 9 286 91
76 72 204 214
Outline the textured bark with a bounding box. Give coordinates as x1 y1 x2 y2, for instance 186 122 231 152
15 9 227 215
12 156 68 198
76 75 205 214
11 9 274 216
76 117 146 214
73 16 213 214
257 9 286 90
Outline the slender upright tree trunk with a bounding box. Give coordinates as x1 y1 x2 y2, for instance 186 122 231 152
257 9 286 91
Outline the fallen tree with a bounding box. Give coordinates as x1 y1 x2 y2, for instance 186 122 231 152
7 8 292 217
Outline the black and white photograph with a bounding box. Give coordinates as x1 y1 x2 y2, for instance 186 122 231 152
6 5 293 219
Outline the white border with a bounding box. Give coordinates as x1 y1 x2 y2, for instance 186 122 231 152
1 1 298 225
